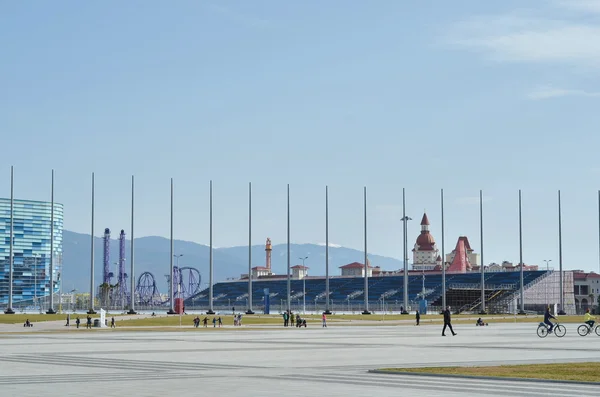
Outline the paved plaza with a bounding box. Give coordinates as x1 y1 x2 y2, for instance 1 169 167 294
1 321 599 396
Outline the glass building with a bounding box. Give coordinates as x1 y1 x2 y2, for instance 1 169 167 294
0 198 63 306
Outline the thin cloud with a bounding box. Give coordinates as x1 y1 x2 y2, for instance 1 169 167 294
527 85 600 100
555 0 600 13
446 5 600 68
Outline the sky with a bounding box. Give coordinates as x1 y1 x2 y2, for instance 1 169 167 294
2 0 600 272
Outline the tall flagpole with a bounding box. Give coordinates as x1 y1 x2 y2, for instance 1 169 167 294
47 170 56 314
5 166 15 314
402 188 409 314
441 188 446 310
246 182 254 314
207 180 215 314
128 176 136 314
286 184 291 313
518 189 525 314
362 186 370 314
168 178 175 314
479 190 486 314
558 190 565 315
88 172 96 314
324 186 331 314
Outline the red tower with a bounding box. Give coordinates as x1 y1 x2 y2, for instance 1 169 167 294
265 238 272 272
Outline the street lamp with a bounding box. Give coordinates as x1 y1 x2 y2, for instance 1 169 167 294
401 215 412 314
543 259 552 306
299 256 308 314
174 254 183 298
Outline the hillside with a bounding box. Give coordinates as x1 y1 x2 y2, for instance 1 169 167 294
61 230 404 293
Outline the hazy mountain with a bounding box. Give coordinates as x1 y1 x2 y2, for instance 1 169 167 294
61 230 403 293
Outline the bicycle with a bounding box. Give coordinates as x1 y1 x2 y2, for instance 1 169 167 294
537 322 566 338
577 323 600 337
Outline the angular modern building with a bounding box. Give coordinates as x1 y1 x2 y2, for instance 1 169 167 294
0 198 63 306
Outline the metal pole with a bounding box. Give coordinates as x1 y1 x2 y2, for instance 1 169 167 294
402 188 408 314
558 190 565 315
247 182 254 314
441 188 446 310
168 178 175 314
5 166 15 314
598 190 600 275
88 172 96 314
543 259 551 306
324 186 331 314
128 175 136 314
286 184 291 312
207 180 215 314
517 189 525 314
47 170 56 314
480 189 486 314
363 186 370 314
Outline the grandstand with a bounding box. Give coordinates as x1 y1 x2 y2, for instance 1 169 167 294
184 270 554 314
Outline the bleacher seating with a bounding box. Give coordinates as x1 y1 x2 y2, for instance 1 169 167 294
184 271 549 312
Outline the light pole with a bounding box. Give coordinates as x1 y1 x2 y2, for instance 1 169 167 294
401 212 412 314
299 256 308 313
174 254 183 299
543 259 552 306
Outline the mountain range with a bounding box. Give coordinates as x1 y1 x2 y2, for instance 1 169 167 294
61 230 404 293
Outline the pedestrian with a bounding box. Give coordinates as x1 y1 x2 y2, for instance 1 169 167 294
111 317 115 328
442 306 457 336
322 313 327 328
76 317 80 329
415 310 420 326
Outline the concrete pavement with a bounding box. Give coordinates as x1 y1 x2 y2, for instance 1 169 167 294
0 322 599 396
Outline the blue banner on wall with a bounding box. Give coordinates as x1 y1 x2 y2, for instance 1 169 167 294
264 288 270 314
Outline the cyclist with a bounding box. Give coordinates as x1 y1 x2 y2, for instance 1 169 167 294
544 307 556 333
584 308 596 329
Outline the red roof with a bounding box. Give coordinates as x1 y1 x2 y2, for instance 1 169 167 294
291 265 309 269
420 213 430 226
457 236 473 252
340 262 372 269
446 238 471 273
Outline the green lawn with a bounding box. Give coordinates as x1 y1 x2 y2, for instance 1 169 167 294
377 362 600 383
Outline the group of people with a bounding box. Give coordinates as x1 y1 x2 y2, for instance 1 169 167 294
281 311 308 327
193 316 223 328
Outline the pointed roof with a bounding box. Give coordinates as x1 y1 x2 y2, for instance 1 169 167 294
446 238 471 273
420 213 430 226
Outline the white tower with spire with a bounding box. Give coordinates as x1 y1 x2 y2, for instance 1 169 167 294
412 213 441 271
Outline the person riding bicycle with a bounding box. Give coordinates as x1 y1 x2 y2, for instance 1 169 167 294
584 308 596 329
544 307 556 333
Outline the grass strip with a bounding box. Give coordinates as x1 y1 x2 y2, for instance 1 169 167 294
376 362 600 383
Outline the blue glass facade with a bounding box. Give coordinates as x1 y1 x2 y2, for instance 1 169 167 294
0 198 63 306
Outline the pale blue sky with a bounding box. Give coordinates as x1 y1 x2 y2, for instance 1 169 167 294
2 1 600 272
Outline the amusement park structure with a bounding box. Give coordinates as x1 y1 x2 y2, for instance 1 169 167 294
103 228 113 285
134 266 201 306
116 230 128 308
96 226 202 308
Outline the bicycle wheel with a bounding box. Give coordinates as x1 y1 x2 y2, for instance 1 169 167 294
595 326 600 337
537 325 548 338
554 324 566 337
577 325 590 336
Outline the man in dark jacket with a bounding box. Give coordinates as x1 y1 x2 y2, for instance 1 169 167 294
544 307 556 333
442 306 457 336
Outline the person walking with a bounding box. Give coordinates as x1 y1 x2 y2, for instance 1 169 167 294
415 310 420 326
442 306 456 336
322 313 327 328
